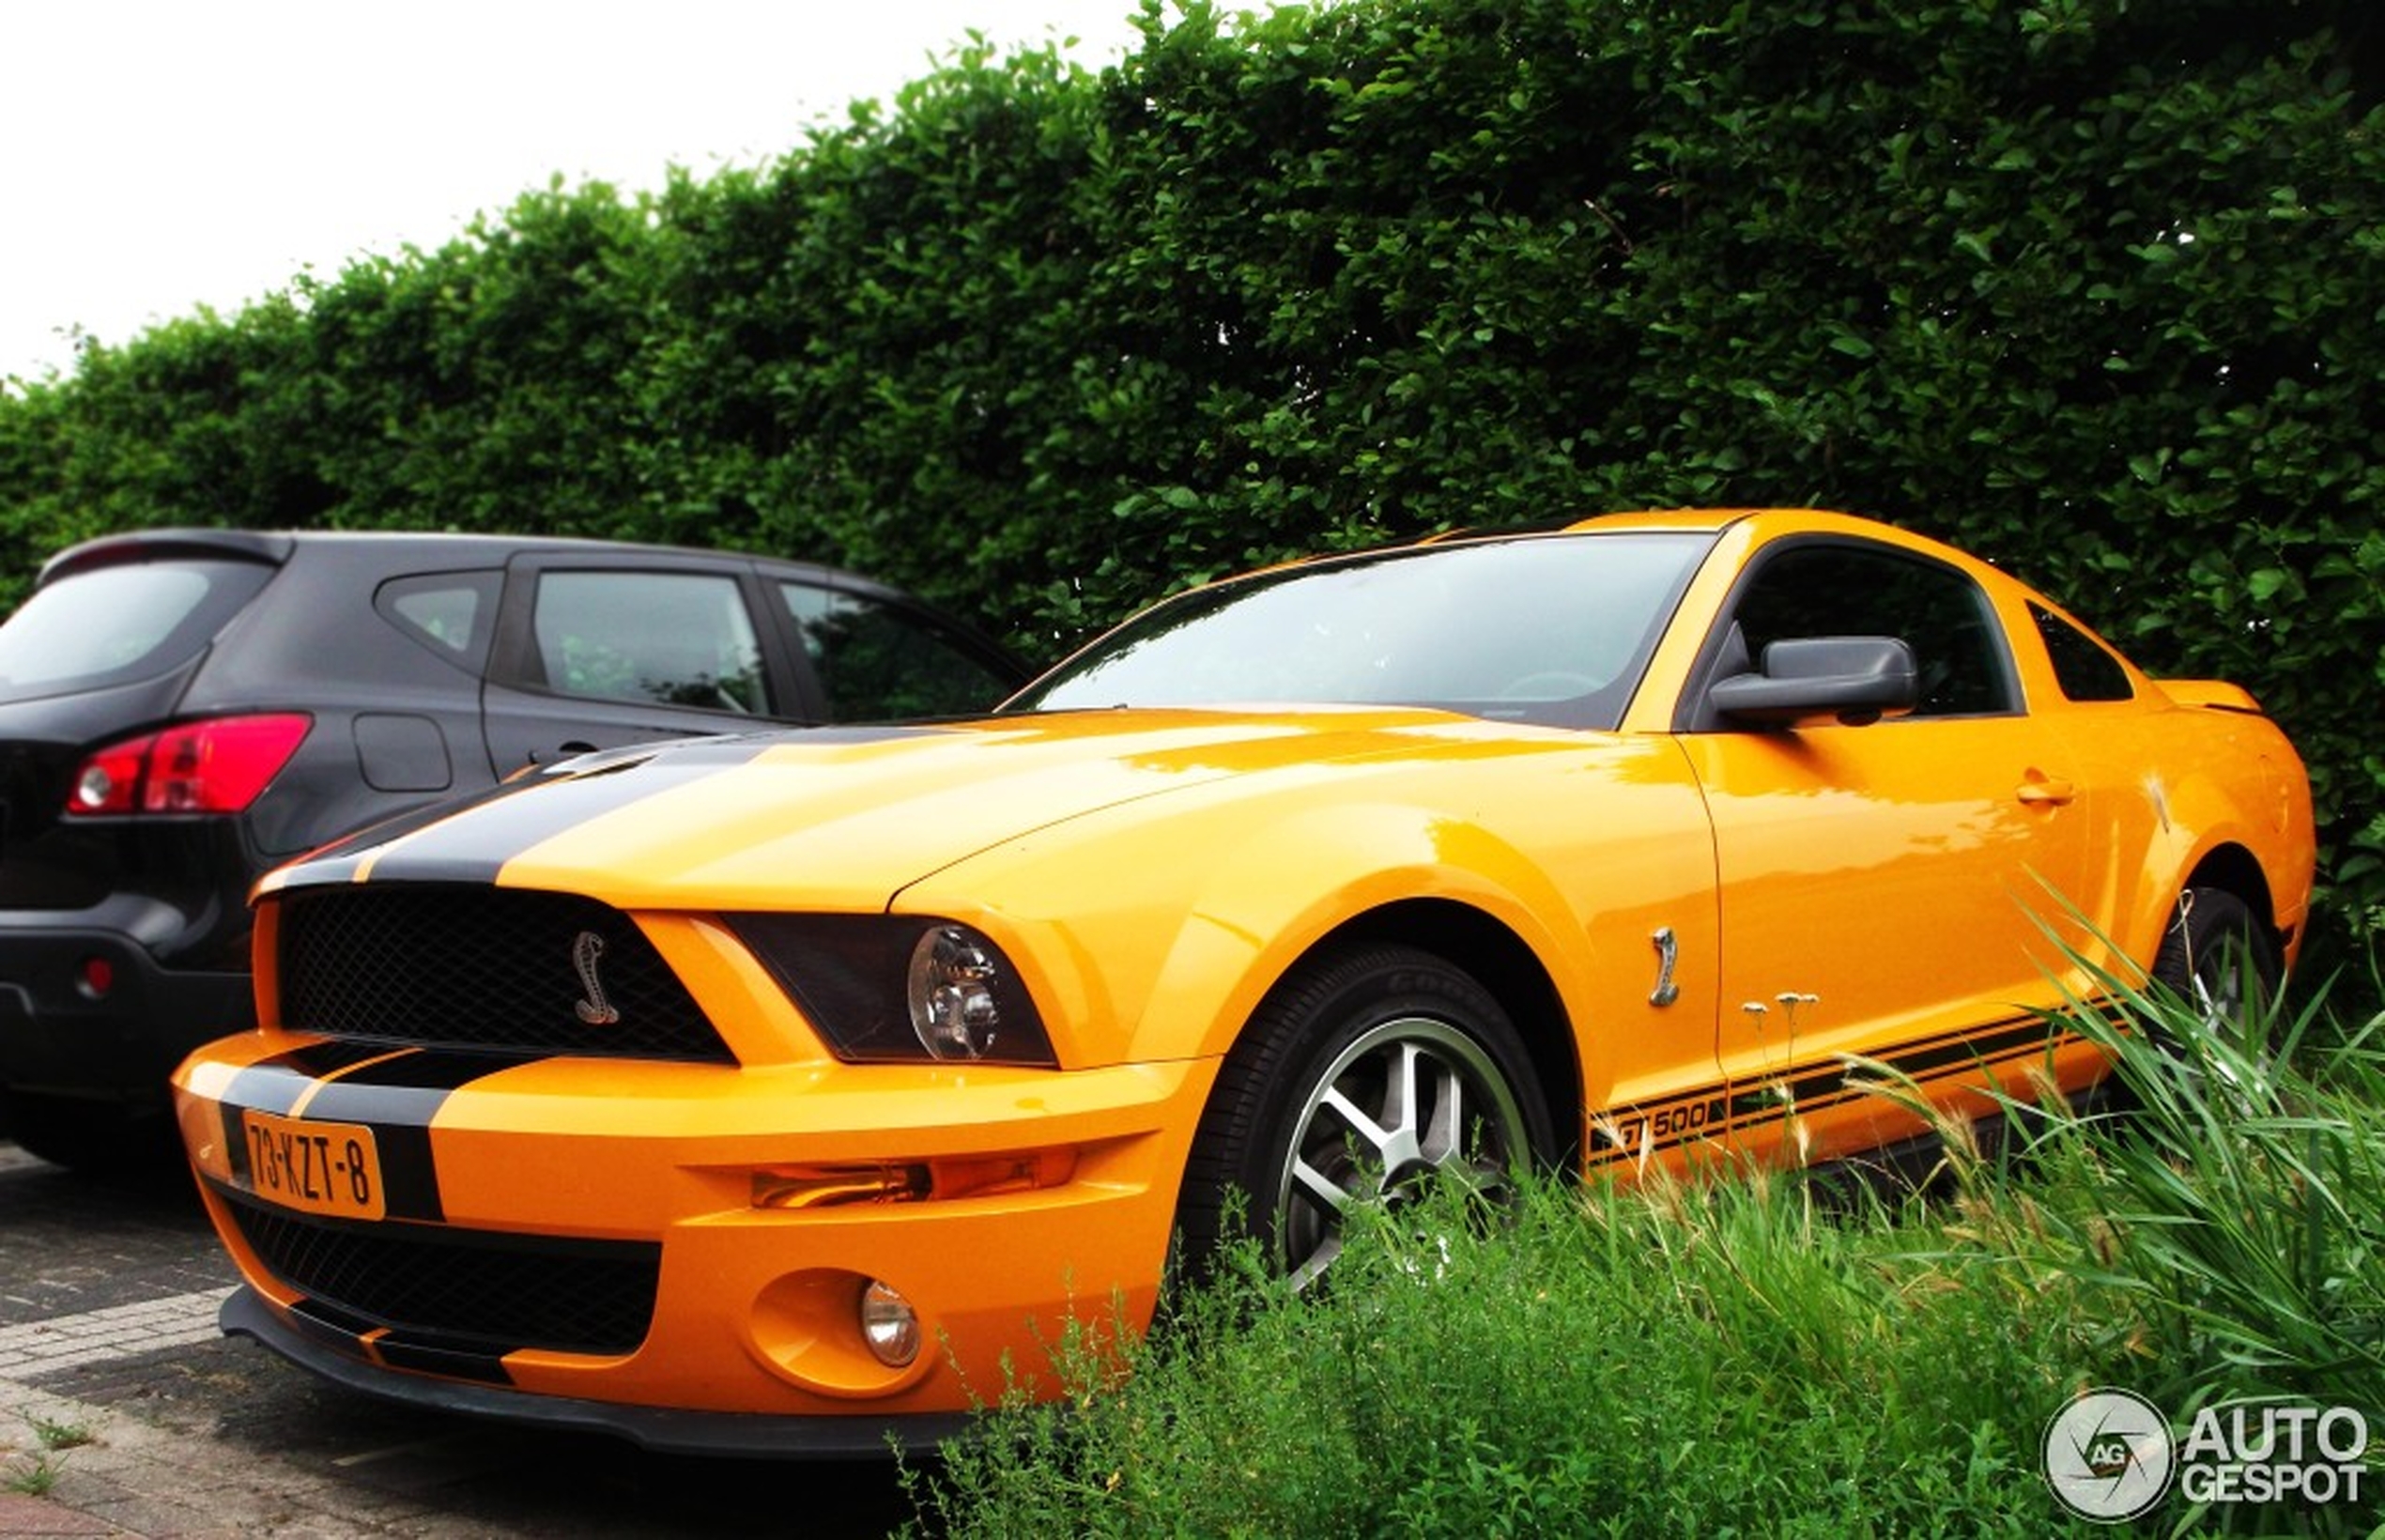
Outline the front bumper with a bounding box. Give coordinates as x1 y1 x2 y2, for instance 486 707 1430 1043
219 1287 975 1457
175 1032 1210 1448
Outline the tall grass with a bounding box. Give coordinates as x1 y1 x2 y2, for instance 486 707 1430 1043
905 983 2384 1538
1969 965 2384 1426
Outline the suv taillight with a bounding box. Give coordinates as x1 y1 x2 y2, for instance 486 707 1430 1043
68 715 313 816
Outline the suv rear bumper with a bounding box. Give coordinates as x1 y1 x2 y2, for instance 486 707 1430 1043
0 921 254 1107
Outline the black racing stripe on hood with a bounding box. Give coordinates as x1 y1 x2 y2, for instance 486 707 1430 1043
331 744 781 886
286 725 938 886
295 774 560 881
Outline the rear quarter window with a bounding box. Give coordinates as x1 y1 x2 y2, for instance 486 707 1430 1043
0 559 274 701
2031 604 2135 702
376 571 501 670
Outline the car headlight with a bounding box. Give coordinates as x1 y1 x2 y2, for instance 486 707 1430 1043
727 915 1057 1066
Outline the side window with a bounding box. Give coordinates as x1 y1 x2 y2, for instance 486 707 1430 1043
781 583 1013 720
376 571 500 669
1728 543 2018 716
2031 604 2135 702
531 571 768 714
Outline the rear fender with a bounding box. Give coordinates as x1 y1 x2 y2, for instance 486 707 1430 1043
2116 731 2315 973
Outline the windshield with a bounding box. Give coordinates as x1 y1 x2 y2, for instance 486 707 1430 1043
0 558 275 702
1010 531 1714 730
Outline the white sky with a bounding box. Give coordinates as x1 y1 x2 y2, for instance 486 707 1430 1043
0 1 1152 385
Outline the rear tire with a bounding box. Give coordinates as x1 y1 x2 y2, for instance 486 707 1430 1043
2146 887 2280 1082
2150 888 2278 1023
1176 943 1554 1290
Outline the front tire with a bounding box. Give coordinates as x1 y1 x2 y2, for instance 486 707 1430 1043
1177 943 1554 1290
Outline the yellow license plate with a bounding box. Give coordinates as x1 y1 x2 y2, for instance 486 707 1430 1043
239 1111 385 1221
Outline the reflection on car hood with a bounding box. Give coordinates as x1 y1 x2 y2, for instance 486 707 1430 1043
269 707 1546 912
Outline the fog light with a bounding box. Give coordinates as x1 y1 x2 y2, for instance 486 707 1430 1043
858 1286 920 1373
859 1279 921 1368
76 956 115 1000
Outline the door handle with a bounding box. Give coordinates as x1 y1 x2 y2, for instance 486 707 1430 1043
2017 774 2076 807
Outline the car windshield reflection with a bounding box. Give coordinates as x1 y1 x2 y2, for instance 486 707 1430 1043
1011 531 1715 730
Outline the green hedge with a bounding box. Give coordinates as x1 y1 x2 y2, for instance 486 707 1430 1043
2 0 2378 961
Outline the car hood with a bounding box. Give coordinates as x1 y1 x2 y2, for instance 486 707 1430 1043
269 707 1553 912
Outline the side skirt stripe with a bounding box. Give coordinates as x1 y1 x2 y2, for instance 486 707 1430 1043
1587 1011 2084 1168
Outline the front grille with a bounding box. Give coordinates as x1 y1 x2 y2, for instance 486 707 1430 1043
225 1192 659 1357
275 885 731 1062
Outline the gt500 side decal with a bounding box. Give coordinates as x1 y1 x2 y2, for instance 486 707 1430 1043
1587 1013 2075 1168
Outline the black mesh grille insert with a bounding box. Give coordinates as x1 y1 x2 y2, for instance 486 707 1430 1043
275 886 731 1063
223 1190 659 1357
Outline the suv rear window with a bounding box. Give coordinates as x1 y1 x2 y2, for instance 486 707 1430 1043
0 559 276 702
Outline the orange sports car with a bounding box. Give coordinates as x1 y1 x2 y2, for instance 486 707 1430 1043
173 510 2314 1454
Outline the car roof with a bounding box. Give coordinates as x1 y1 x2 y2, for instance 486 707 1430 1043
1396 507 1933 555
37 527 857 591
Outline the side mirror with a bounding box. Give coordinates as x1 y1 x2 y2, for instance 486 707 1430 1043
1709 636 1918 727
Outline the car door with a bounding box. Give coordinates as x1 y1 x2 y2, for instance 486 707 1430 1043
1673 535 2100 1168
480 555 808 776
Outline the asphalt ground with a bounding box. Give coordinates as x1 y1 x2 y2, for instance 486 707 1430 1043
0 1144 916 1538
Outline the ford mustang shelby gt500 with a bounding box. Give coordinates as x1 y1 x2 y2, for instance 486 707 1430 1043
173 509 2314 1454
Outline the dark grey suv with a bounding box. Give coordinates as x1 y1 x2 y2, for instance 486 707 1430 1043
0 528 1024 1168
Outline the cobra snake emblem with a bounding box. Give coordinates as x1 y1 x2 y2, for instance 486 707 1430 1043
573 931 621 1024
1648 926 1681 1008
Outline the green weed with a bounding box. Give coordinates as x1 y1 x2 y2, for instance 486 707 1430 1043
24 1413 93 1453
909 982 2383 1538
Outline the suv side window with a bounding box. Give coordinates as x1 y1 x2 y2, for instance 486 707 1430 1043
1725 542 2018 717
377 571 501 669
532 571 769 714
781 582 1013 719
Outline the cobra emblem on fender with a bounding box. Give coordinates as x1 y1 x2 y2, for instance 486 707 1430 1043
1649 926 1681 1008
573 931 621 1024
